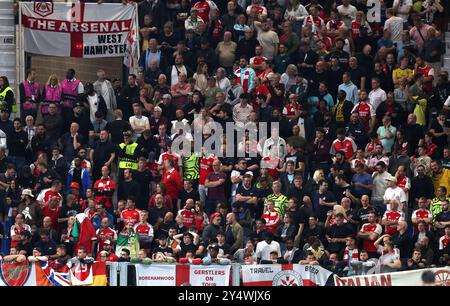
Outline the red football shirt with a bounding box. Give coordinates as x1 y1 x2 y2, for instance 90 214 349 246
134 222 154 237
121 209 140 226
361 223 382 253
199 156 215 185
42 205 60 230
179 209 195 229
96 227 117 251
383 210 404 235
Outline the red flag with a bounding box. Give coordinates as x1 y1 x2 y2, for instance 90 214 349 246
74 217 97 254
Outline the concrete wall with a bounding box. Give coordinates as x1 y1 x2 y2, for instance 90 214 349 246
30 55 124 85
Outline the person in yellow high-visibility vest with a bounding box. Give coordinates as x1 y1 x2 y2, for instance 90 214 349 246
0 76 15 113
118 130 139 177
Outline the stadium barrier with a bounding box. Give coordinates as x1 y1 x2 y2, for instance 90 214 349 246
105 262 334 286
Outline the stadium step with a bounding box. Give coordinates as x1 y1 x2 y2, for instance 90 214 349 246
0 0 16 91
0 15 13 27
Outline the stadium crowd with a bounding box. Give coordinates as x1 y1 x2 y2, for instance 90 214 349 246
0 0 449 277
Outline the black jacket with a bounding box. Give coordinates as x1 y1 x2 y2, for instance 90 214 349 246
235 37 258 61
138 0 168 29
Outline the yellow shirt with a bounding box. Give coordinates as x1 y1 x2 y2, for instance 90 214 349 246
432 168 450 197
393 67 413 86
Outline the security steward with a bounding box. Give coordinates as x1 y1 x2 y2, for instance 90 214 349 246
118 130 139 179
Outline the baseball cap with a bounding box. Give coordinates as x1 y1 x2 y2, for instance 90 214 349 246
123 130 132 137
386 176 397 183
162 93 172 99
70 182 80 190
104 240 111 245
21 189 34 198
229 74 238 80
73 102 83 109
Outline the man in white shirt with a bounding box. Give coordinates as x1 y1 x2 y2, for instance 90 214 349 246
393 0 412 23
262 127 287 160
254 19 279 61
384 8 404 43
129 103 150 140
256 232 281 262
233 93 254 127
93 69 117 122
368 77 387 111
371 161 391 212
383 176 407 211
337 0 357 27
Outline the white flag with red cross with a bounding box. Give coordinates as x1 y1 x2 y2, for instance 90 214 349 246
21 1 138 60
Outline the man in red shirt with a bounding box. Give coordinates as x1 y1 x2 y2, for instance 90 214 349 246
37 180 63 206
382 199 405 236
246 0 268 17
330 128 357 161
193 0 217 23
414 56 434 93
396 165 410 196
178 198 195 229
93 166 116 213
439 225 450 253
412 197 432 234
250 46 268 77
134 210 154 252
96 241 119 262
262 200 281 234
198 152 215 204
96 217 117 253
351 90 376 133
42 196 60 230
157 142 181 171
121 197 141 226
357 211 382 258
304 5 325 34
162 158 183 210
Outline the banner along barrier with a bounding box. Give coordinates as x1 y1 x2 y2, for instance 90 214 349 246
334 267 450 286
20 2 138 59
241 264 333 286
0 260 107 286
134 264 231 286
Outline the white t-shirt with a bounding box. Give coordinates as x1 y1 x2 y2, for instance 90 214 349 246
383 186 407 210
256 30 279 61
129 115 149 139
256 240 281 261
384 16 404 43
371 171 391 201
87 94 100 124
337 4 357 26
393 0 412 22
368 88 387 111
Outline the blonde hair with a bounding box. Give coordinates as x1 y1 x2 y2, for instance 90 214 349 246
46 74 59 86
333 205 347 218
313 169 324 183
355 11 366 24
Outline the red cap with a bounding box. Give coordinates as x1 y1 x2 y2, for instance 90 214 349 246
70 182 80 189
209 212 221 223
